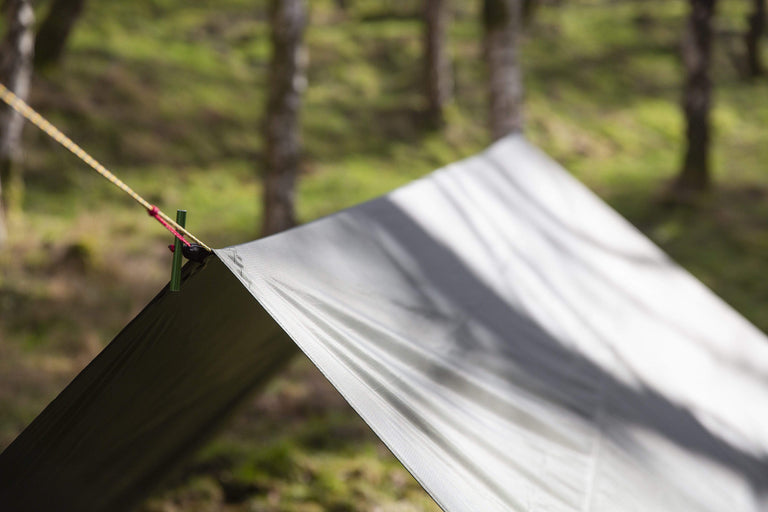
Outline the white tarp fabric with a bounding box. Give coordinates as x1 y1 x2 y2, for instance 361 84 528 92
217 135 768 511
2 135 768 511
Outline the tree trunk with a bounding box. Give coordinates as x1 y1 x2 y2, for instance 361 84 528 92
34 0 86 68
0 0 35 246
674 0 716 195
522 0 537 26
745 0 765 77
424 0 451 128
261 0 307 236
483 0 524 141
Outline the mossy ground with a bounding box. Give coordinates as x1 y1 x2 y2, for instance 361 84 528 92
1 0 767 510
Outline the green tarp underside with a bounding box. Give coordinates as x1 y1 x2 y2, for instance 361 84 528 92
0 257 297 512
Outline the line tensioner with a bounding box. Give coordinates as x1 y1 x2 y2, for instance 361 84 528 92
0 82 212 288
0 83 211 251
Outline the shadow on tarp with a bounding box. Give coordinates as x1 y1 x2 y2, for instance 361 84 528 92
0 258 298 512
354 195 768 500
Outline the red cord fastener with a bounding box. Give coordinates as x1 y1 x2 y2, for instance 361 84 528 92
148 205 192 247
0 82 212 251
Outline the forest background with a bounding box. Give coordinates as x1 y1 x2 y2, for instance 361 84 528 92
0 0 767 510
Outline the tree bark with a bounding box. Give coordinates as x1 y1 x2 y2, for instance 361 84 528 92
261 0 307 236
34 0 86 68
424 0 451 128
745 0 765 78
0 0 35 246
483 0 524 141
522 0 537 26
674 0 716 195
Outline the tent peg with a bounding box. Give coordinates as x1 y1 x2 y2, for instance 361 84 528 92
170 209 186 292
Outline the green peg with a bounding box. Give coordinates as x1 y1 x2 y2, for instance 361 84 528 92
170 209 186 292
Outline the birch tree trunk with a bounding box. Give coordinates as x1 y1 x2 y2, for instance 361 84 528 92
745 0 765 77
261 0 307 236
34 0 86 68
483 0 524 141
0 0 35 246
674 0 716 195
424 0 451 128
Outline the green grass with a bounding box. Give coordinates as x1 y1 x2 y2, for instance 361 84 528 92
1 0 768 510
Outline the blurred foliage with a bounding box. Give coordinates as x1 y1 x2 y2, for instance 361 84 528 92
0 0 767 510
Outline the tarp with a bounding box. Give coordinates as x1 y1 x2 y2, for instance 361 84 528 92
0 258 298 511
2 135 768 511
